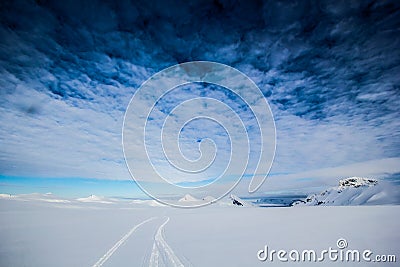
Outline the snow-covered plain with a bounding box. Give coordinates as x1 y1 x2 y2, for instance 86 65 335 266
0 194 399 267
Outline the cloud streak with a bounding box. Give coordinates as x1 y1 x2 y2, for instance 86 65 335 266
0 0 399 193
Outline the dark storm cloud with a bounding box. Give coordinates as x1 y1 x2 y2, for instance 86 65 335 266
0 0 399 180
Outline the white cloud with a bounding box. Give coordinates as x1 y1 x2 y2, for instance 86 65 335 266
0 0 399 197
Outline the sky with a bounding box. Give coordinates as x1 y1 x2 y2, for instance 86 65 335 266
0 0 399 198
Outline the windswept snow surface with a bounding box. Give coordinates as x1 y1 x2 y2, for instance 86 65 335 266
92 217 156 267
0 196 399 266
149 217 186 267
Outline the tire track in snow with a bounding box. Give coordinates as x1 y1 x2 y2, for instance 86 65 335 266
149 217 184 267
92 217 156 267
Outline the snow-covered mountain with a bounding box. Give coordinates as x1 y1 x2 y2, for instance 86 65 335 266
76 194 115 204
129 199 166 207
293 177 399 206
338 177 378 188
176 194 252 207
229 194 253 207
0 193 71 203
0 193 14 199
202 196 216 202
178 194 199 202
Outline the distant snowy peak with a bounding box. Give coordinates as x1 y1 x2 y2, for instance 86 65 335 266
176 194 248 206
76 195 114 204
229 194 252 207
178 194 199 202
293 177 398 206
202 196 216 203
130 199 166 207
338 177 378 188
0 193 71 203
0 193 13 199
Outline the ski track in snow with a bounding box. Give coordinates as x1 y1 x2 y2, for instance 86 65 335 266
92 217 156 267
149 217 184 267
